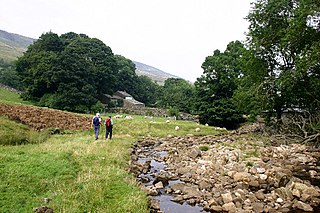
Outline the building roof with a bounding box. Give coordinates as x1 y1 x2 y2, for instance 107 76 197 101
125 99 145 105
115 91 132 98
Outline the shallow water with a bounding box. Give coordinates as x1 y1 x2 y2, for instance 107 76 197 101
156 195 204 213
137 150 207 213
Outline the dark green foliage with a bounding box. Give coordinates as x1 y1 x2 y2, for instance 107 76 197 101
244 0 320 119
134 75 159 106
0 60 21 89
157 78 194 113
198 99 245 129
195 41 246 129
16 32 117 112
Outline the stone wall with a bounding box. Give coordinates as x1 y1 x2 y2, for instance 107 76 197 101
108 107 199 122
109 107 169 117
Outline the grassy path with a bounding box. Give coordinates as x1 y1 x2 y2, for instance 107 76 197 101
0 86 219 212
0 112 218 212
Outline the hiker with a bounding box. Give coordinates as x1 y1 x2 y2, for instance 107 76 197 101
105 115 113 139
92 113 102 140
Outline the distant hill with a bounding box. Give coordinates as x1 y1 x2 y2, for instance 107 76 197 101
0 29 178 82
133 61 178 83
0 30 35 62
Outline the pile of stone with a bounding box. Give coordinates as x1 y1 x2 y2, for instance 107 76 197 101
131 134 320 212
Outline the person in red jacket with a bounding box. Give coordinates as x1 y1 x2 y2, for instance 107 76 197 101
105 115 113 139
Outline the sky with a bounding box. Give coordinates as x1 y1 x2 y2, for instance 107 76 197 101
0 0 253 82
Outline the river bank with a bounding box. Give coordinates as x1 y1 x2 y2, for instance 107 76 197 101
130 128 320 212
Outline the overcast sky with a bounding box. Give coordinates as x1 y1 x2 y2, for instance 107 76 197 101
0 0 253 82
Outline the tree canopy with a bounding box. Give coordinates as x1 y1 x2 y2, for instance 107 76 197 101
16 32 117 112
243 0 320 119
157 78 194 114
194 41 246 129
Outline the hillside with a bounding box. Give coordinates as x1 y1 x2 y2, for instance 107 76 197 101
133 61 178 83
0 29 178 82
0 30 35 62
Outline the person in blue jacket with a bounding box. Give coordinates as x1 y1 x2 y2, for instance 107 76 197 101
92 113 101 140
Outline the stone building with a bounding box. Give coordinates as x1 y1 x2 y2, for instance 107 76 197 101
101 91 145 109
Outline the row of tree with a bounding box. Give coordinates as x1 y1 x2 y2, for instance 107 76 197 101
193 0 320 132
11 32 160 112
1 0 319 133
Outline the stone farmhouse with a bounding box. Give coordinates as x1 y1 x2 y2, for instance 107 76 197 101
101 91 145 109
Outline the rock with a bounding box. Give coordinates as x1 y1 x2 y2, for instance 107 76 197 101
222 202 236 212
275 187 293 201
33 206 54 213
249 180 259 188
155 181 164 189
205 205 223 212
171 195 184 204
292 188 301 198
255 190 265 200
274 172 291 187
171 182 186 193
150 198 160 210
233 172 251 182
198 180 212 190
252 202 264 213
259 174 268 181
293 200 313 212
276 198 284 203
257 168 266 174
221 192 233 204
207 198 219 206
302 186 320 198
189 149 201 159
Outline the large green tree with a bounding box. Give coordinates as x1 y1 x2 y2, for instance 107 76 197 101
194 41 246 129
16 32 117 112
244 0 320 119
157 78 194 113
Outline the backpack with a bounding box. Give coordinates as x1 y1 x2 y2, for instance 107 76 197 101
106 117 111 127
93 116 100 126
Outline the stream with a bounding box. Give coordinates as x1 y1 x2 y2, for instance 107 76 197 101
136 149 207 213
130 136 320 213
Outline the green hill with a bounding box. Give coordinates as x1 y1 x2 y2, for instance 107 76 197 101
0 30 35 62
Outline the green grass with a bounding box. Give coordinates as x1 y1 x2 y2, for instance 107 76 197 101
0 117 217 212
0 87 221 212
0 116 49 146
0 87 32 105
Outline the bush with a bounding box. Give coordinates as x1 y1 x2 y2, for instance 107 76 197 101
168 106 179 117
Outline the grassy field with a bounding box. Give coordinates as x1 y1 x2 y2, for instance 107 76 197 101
0 87 32 105
0 89 219 212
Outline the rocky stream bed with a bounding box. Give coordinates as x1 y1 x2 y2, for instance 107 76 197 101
129 129 320 213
